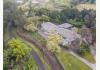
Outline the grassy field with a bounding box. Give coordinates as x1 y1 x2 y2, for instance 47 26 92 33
28 31 47 46
75 4 96 11
82 51 95 63
55 50 92 70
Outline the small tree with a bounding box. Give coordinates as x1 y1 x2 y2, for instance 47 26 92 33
24 17 38 32
79 42 90 55
7 38 32 62
47 30 62 53
39 15 50 22
4 38 35 69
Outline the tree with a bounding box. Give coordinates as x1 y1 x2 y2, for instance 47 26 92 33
24 17 38 32
39 15 50 22
4 0 17 25
35 8 50 16
79 42 90 55
3 38 37 70
6 38 32 61
4 0 29 28
84 10 96 28
48 11 61 23
68 19 84 27
47 30 62 53
60 8 80 23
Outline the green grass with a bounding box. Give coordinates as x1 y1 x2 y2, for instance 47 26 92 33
55 50 92 70
22 56 38 70
29 31 47 46
82 51 95 63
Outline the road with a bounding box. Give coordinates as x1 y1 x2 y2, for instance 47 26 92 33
17 29 64 70
22 40 46 70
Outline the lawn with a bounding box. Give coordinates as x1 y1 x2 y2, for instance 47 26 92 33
55 50 92 70
81 51 95 63
28 31 47 46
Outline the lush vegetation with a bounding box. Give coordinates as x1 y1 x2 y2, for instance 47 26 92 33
47 30 62 53
3 38 38 70
4 0 96 70
79 43 95 63
34 7 96 28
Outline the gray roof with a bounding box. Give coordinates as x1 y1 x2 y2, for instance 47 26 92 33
58 23 72 29
41 22 57 32
41 22 80 42
56 28 77 42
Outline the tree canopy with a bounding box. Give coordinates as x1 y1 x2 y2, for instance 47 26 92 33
6 38 32 61
47 30 62 53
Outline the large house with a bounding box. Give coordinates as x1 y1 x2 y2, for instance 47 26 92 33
38 22 82 51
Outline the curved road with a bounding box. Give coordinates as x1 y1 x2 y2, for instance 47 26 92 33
7 22 46 70
23 40 46 70
17 29 64 70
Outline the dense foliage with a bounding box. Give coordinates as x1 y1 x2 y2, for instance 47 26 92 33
47 30 62 53
79 43 90 54
4 38 32 69
35 7 96 28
